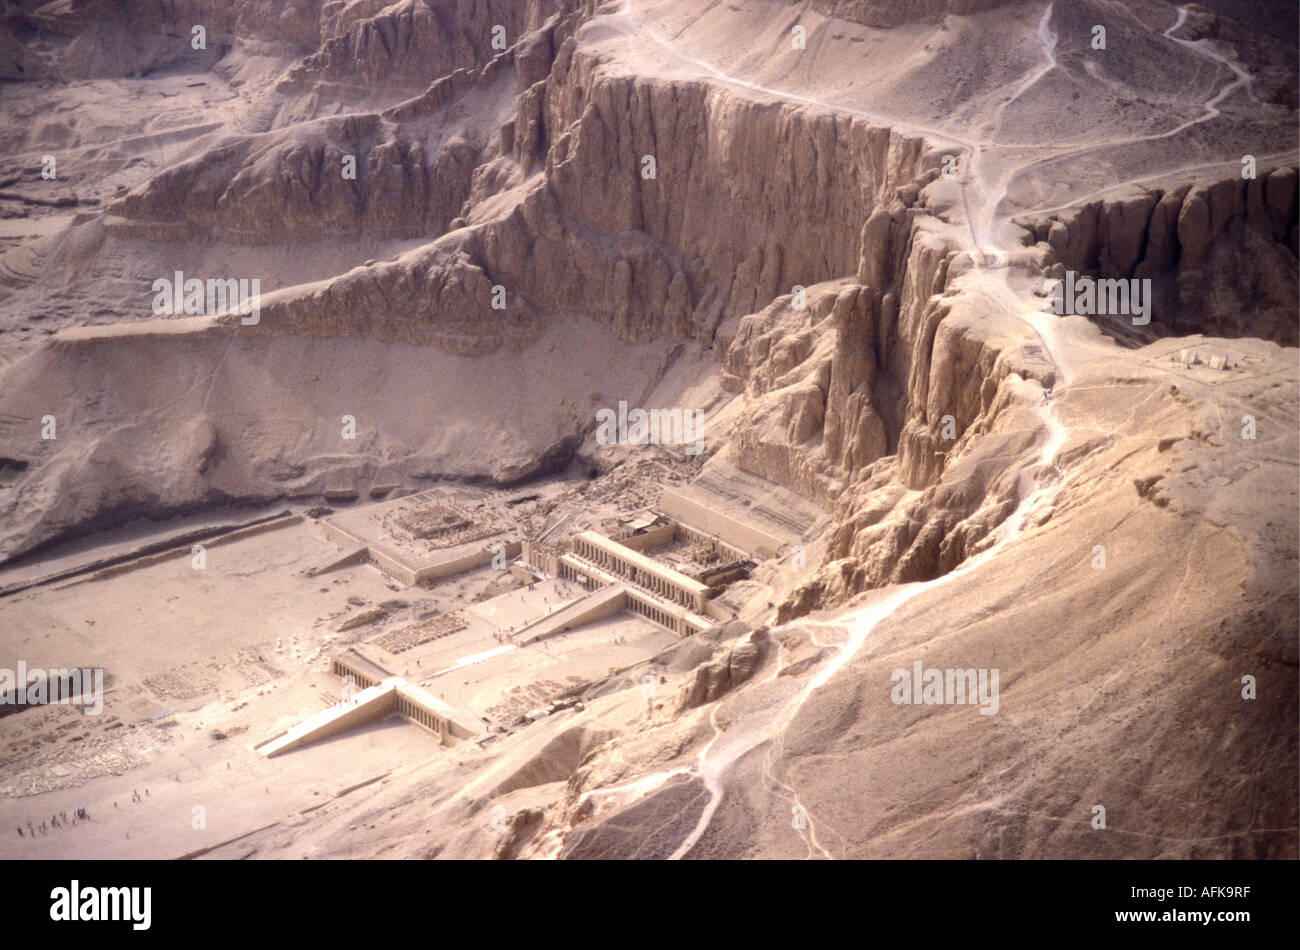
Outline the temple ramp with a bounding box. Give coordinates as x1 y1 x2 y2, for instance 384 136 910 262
515 583 629 646
256 679 401 758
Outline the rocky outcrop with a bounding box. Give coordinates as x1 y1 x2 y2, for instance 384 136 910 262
194 27 957 425
3 0 318 79
107 112 483 244
1024 166 1299 346
719 198 1019 511
282 0 573 95
677 631 770 710
525 44 941 340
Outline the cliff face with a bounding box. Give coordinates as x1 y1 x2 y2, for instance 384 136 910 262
213 19 971 524
532 45 938 337
282 0 565 94
4 0 320 79
105 112 481 243
1025 168 1300 346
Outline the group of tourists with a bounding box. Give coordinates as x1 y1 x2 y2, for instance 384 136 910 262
16 806 90 837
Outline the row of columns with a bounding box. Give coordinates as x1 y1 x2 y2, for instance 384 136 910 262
574 538 691 609
625 593 686 636
559 559 603 591
556 554 692 637
330 659 378 690
397 695 449 745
